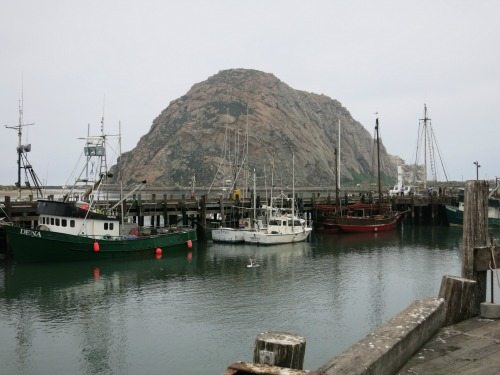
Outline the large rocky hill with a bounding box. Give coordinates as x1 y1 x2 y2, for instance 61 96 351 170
113 69 400 189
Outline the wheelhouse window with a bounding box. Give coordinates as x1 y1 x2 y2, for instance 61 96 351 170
62 219 67 227
104 223 108 230
50 218 54 225
109 223 114 230
70 220 75 228
56 218 60 226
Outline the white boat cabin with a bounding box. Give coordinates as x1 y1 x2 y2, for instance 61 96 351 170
39 214 120 238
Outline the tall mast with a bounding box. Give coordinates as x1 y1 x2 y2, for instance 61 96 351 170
292 152 295 228
337 119 341 190
422 104 428 189
99 98 108 179
253 168 256 228
375 116 382 207
119 121 124 228
244 105 249 199
5 88 39 199
334 148 339 206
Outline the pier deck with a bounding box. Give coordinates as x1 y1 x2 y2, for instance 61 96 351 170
398 317 500 374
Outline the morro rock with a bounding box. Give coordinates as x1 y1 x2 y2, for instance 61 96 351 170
113 69 399 188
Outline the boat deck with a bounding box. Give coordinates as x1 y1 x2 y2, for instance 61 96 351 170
398 317 500 374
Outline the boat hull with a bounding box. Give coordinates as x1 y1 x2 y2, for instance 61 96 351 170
243 228 312 245
3 225 197 263
211 227 247 243
445 205 500 228
335 219 399 233
334 213 403 233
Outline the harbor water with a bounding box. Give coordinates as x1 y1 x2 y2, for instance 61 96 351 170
1 226 497 374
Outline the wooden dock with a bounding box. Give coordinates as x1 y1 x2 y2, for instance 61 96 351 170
0 189 458 227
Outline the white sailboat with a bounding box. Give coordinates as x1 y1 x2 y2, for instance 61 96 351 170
211 169 262 243
242 154 312 245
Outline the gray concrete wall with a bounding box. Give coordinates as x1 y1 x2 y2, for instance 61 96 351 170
317 298 445 375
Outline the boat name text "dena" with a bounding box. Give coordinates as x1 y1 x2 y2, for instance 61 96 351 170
20 228 42 238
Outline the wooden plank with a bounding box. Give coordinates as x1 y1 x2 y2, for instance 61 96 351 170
474 245 500 271
224 362 318 375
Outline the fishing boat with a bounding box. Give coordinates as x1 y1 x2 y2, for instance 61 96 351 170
445 185 500 228
2 199 196 263
2 122 196 263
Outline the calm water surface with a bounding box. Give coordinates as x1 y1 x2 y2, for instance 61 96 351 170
0 225 490 374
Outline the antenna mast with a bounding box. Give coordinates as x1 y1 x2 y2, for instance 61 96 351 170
5 89 43 199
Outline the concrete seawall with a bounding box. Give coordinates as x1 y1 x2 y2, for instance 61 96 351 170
317 298 445 375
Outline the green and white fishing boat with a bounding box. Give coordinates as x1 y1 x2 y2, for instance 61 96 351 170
2 119 196 263
2 206 196 263
445 185 500 228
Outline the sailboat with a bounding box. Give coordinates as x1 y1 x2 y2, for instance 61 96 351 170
2 121 196 263
242 154 312 245
211 169 262 243
211 108 262 243
334 117 405 233
316 117 405 233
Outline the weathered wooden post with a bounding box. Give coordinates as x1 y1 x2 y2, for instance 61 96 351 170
137 194 144 227
437 181 489 324
4 196 12 218
253 331 306 370
219 196 224 225
199 195 207 237
162 194 168 227
438 275 477 325
462 180 489 313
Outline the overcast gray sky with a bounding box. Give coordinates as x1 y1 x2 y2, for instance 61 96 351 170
1 0 499 186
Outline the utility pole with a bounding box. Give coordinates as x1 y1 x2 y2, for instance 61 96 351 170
473 161 480 180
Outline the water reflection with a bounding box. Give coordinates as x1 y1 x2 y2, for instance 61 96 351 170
0 227 466 374
1 247 198 375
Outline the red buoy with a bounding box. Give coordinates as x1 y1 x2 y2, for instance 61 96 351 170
155 247 162 256
186 240 193 249
93 241 100 253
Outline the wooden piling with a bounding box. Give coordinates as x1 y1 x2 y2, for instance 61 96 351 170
438 275 477 325
462 180 489 313
253 331 306 370
200 195 207 229
162 195 168 227
4 196 12 218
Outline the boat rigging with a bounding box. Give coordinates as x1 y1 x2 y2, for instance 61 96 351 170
412 104 448 188
4 91 44 199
